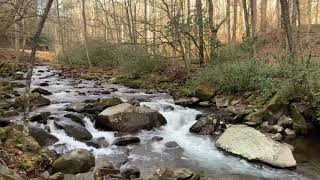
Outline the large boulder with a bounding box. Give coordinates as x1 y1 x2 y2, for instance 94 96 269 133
54 119 92 141
83 97 123 114
29 126 59 147
96 103 167 132
30 112 51 124
14 92 50 109
189 114 220 135
52 149 95 174
174 97 199 107
216 125 296 168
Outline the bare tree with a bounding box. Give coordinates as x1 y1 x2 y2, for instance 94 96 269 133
23 0 54 135
196 0 204 65
250 0 257 37
81 0 92 68
280 0 295 57
260 0 267 34
232 0 238 43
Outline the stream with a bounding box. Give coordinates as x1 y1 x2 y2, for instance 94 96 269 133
9 66 320 179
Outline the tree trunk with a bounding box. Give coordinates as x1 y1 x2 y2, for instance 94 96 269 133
260 0 267 34
232 0 238 43
81 0 92 68
144 0 148 47
250 0 257 37
23 0 54 135
280 0 295 57
242 0 250 39
196 0 204 65
56 0 65 58
226 0 231 43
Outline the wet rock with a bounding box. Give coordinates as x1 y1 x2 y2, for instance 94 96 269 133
198 101 210 107
277 116 294 129
85 137 109 148
64 172 95 180
290 106 311 135
96 103 167 133
174 97 199 107
120 166 140 179
39 82 49 86
244 111 263 125
101 90 111 95
29 125 59 147
284 128 296 140
263 103 288 125
64 113 85 126
270 125 284 133
1 110 19 117
30 112 51 124
150 168 200 180
0 100 11 109
14 92 50 108
151 136 163 141
127 98 140 106
10 82 25 88
52 149 95 174
189 114 220 135
99 153 128 168
271 133 283 141
95 159 114 169
216 125 296 168
83 97 123 114
174 168 196 180
65 102 87 113
32 87 52 95
164 141 180 148
112 136 140 146
54 119 92 141
0 118 11 127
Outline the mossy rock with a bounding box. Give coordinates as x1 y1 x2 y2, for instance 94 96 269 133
4 126 41 152
193 84 216 101
13 92 50 109
290 106 312 135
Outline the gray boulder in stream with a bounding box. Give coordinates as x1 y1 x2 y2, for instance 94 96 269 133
96 103 167 132
29 125 58 147
216 125 296 168
52 149 95 174
54 119 92 141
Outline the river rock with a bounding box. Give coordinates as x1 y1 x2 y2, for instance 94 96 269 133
54 119 92 141
83 97 123 114
164 141 180 148
112 136 140 146
284 128 296 140
1 110 19 118
271 133 283 141
263 103 288 125
174 97 199 107
32 87 52 95
85 137 109 148
120 166 140 179
39 82 49 86
277 116 294 129
96 103 167 132
150 168 200 180
0 100 11 109
29 125 59 147
52 149 95 174
14 92 50 108
216 125 296 168
189 114 220 135
64 113 85 126
30 112 51 124
65 102 87 113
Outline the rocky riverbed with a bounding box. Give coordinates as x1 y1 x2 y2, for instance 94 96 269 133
1 65 320 179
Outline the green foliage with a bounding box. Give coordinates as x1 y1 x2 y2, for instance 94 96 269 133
191 54 320 102
58 40 167 75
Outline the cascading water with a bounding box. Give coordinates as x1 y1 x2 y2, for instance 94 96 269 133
14 66 310 179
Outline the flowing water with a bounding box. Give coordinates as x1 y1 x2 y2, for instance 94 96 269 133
10 66 320 179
